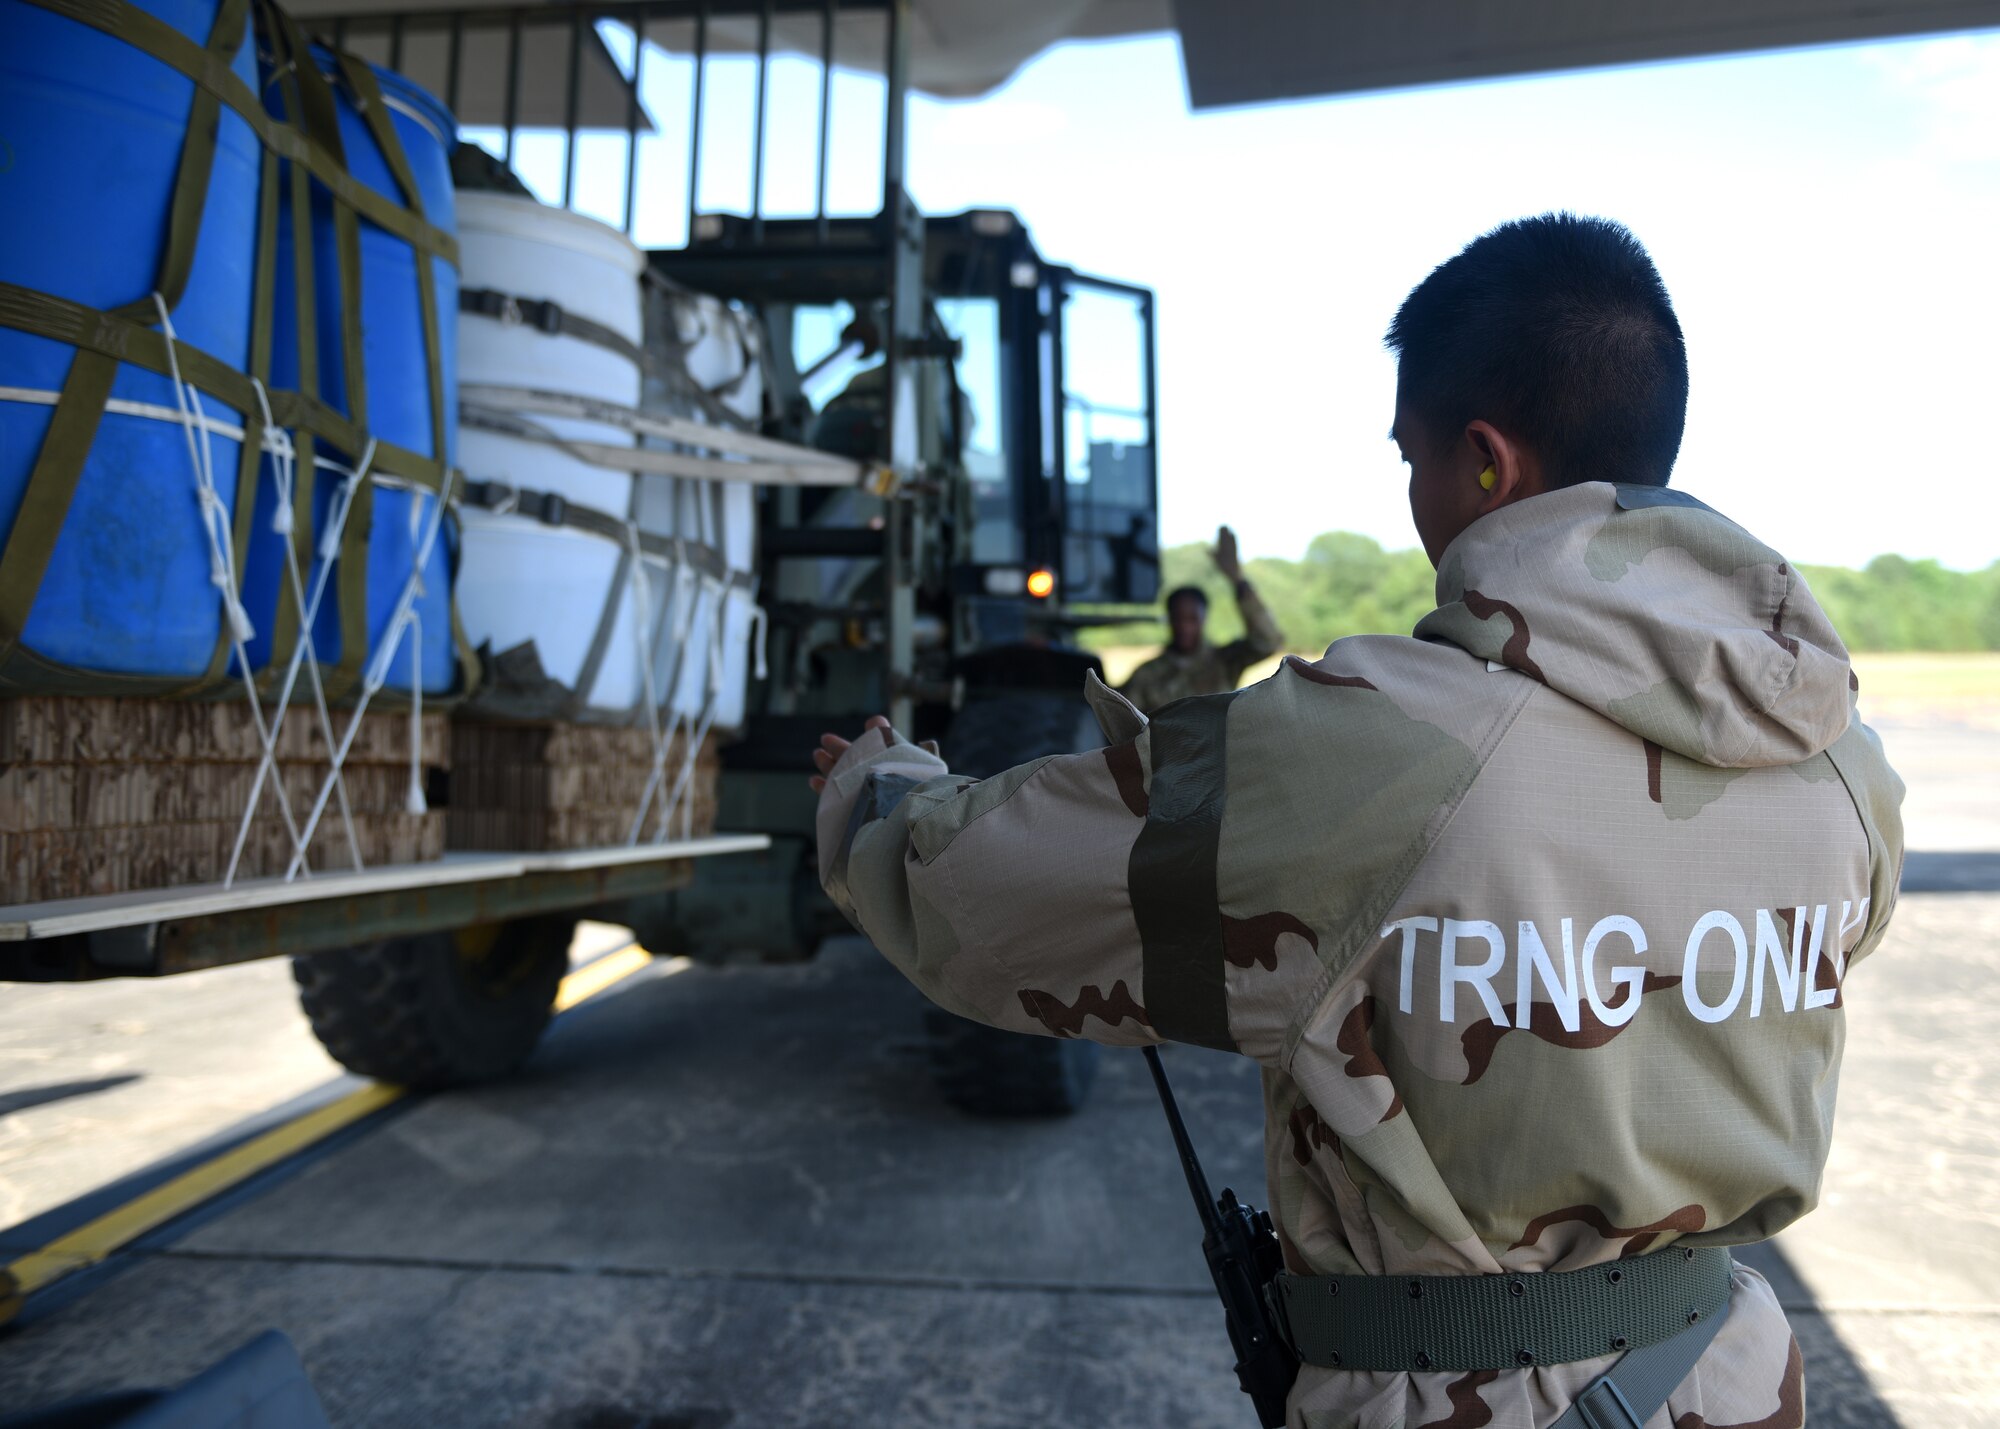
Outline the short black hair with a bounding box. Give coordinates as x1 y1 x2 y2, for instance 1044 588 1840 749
1165 585 1208 615
1386 213 1688 489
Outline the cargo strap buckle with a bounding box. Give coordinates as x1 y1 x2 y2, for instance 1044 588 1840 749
520 489 567 527
462 479 568 529
473 287 562 336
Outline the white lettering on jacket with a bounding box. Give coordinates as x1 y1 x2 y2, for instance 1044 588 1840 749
1380 901 1865 1028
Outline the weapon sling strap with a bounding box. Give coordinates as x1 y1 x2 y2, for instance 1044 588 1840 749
1551 1290 1729 1429
1271 1244 1733 1390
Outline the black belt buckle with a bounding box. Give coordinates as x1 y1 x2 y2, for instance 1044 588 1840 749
533 299 564 336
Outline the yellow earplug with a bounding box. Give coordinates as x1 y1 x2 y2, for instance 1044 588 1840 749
1478 466 1497 491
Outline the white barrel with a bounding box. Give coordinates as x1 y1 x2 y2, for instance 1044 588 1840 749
454 194 647 714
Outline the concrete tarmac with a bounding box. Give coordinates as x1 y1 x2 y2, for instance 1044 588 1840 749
0 720 1995 1426
1 943 1260 1426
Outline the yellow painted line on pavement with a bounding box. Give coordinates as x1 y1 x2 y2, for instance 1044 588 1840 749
556 943 670 1011
0 941 672 1321
0 1081 406 1315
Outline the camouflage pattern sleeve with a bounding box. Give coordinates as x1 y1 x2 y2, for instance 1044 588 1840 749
814 711 1181 1047
1217 579 1287 679
818 648 1531 1065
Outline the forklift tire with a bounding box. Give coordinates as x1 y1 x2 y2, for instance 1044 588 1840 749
922 690 1107 1116
293 917 573 1088
943 691 1105 780
925 1008 1102 1117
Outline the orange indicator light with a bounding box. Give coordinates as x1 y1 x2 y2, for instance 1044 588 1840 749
1026 568 1056 599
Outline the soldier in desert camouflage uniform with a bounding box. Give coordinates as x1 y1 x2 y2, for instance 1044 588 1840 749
1121 525 1290 713
812 214 1902 1428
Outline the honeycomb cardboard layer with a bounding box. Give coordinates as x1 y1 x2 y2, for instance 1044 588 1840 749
1 814 444 903
449 720 720 853
0 697 447 766
0 697 449 904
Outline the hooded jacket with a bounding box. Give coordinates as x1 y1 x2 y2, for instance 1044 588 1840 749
816 482 1905 1429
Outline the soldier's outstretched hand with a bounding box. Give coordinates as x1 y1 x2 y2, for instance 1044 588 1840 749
809 717 940 793
1212 524 1243 582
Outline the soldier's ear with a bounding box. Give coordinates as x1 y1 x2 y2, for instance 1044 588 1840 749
1465 421 1539 511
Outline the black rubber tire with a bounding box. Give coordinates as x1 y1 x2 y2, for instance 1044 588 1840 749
944 692 1104 780
293 917 573 1088
921 691 1107 1117
925 1007 1102 1117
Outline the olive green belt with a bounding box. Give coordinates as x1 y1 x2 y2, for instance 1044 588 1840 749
1269 1243 1734 1375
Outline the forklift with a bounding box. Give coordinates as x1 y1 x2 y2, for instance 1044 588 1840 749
643 203 1161 1113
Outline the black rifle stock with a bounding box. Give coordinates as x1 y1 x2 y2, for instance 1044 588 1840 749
1143 1046 1300 1428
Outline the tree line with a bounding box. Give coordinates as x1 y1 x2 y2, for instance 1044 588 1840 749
1080 534 2000 653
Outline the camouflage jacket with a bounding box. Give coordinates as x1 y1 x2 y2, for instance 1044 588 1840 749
816 482 1904 1429
1120 580 1288 713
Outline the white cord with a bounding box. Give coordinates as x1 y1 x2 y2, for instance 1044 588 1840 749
151 295 326 886
406 608 427 815
226 418 376 884
654 571 728 843
620 520 670 847
155 296 254 645
276 423 365 869
625 545 700 846
289 463 453 880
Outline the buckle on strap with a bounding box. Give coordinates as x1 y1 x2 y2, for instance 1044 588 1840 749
461 479 517 513
518 489 567 527
460 288 520 325
459 481 566 529
1574 1379 1643 1429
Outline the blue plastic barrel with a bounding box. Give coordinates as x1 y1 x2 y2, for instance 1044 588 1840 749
0 0 263 682
242 55 460 695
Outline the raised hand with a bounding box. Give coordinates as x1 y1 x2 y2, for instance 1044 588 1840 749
1212 525 1242 582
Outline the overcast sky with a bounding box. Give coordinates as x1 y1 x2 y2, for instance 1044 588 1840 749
530 25 2000 572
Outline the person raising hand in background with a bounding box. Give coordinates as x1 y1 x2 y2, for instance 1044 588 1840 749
1119 525 1287 714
